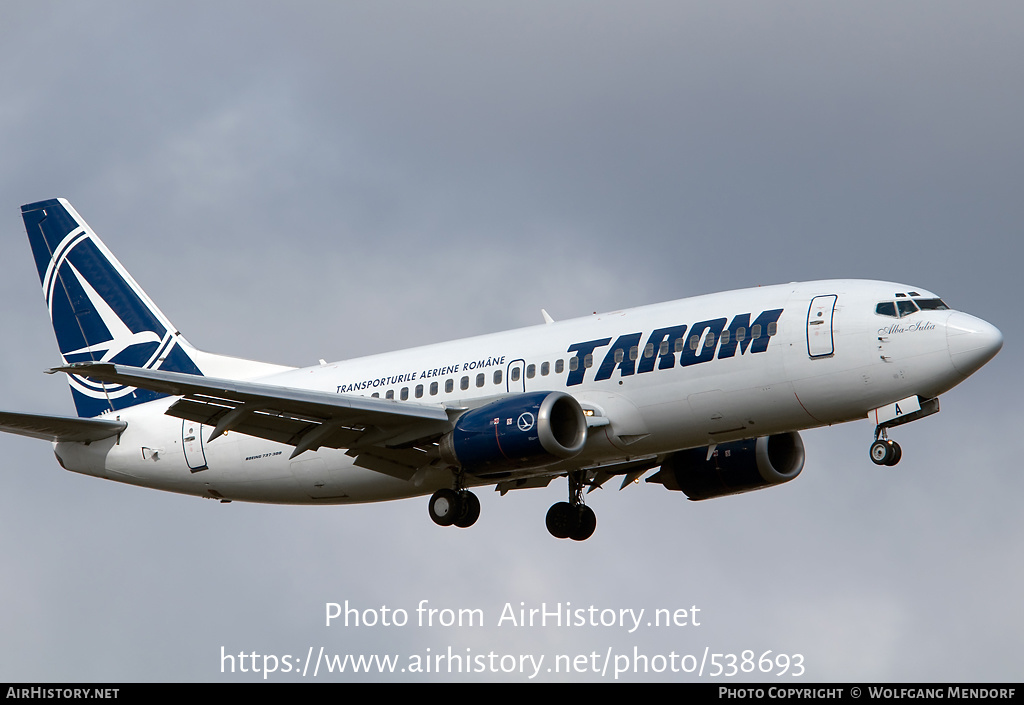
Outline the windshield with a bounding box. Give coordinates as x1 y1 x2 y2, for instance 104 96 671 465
915 298 949 311
875 297 949 318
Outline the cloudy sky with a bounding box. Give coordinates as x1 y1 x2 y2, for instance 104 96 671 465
0 1 1020 682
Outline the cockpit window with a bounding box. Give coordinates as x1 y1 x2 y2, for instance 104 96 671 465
875 302 897 318
877 296 950 319
915 298 949 311
896 300 919 317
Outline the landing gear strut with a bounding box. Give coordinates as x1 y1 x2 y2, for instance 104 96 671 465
869 429 902 466
546 471 596 541
428 486 480 528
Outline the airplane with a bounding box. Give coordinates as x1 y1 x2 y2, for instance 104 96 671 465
2 198 1003 541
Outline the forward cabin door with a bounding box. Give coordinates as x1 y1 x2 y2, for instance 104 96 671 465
507 359 526 393
806 294 838 358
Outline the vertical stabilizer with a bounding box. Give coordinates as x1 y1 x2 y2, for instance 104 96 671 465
21 198 203 417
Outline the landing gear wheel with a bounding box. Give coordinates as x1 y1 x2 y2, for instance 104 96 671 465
453 491 480 528
546 502 597 540
869 440 890 465
869 439 901 466
428 488 460 527
569 505 596 541
888 441 902 466
546 470 599 540
545 502 576 539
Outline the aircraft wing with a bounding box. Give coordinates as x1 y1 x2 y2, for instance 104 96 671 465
50 363 456 463
0 410 126 443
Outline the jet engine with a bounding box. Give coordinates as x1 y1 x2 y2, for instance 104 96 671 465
439 391 588 476
648 432 804 500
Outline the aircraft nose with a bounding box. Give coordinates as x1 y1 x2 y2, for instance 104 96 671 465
946 311 1003 377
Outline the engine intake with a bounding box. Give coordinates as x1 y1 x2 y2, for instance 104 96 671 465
648 432 804 500
439 391 587 476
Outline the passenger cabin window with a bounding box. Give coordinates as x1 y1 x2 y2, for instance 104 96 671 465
493 370 502 385
445 379 454 393
555 359 564 374
476 373 485 388
541 361 550 376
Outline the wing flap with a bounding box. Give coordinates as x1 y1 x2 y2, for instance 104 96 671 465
352 447 433 482
496 475 557 495
52 363 448 423
0 411 126 443
50 363 453 457
167 398 365 449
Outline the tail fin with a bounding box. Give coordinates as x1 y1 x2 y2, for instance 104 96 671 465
21 198 203 417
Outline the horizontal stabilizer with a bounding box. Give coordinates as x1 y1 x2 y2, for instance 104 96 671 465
0 410 126 443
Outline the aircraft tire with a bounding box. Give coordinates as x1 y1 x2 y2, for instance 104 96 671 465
545 502 576 539
870 440 889 465
569 505 597 541
453 491 480 528
870 439 899 466
428 488 461 527
887 441 902 466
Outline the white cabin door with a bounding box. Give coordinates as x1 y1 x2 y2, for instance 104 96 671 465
806 295 838 358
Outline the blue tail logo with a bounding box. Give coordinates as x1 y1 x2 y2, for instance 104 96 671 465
21 199 202 418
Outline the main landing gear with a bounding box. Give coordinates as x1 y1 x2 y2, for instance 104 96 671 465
428 487 480 528
427 470 599 541
545 471 596 541
869 430 902 466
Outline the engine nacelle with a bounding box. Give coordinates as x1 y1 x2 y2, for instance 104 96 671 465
648 432 805 500
439 391 588 476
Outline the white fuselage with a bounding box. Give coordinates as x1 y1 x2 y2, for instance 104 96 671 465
53 279 1001 504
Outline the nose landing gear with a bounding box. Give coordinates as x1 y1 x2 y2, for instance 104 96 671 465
869 435 902 466
867 396 941 467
